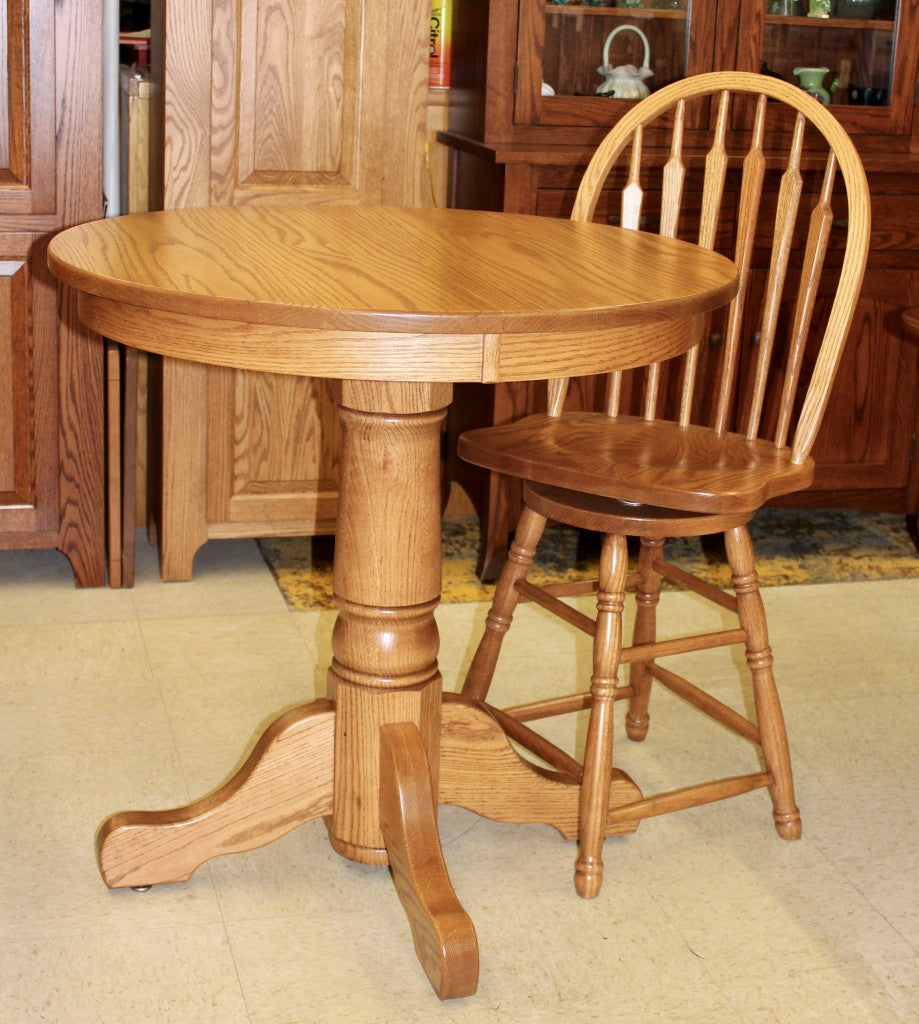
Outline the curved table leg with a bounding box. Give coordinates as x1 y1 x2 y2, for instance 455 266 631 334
380 722 479 1000
96 700 335 888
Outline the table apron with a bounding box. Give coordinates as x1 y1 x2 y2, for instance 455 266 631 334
77 292 704 383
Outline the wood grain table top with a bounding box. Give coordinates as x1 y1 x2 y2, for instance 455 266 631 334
49 205 737 382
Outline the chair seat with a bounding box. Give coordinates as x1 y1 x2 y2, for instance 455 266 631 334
458 412 816 515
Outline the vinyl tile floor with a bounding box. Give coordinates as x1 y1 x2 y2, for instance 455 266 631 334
1 533 917 1024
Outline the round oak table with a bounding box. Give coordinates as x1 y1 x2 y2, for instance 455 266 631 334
49 204 737 1000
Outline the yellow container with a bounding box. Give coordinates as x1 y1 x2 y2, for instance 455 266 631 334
429 2 451 88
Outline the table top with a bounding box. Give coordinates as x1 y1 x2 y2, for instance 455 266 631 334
49 205 738 382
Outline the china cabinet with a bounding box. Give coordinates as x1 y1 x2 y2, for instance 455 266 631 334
441 0 919 578
0 0 105 585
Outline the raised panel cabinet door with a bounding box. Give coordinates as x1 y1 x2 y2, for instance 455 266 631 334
150 0 430 580
204 365 341 536
0 238 57 535
806 272 919 498
0 0 56 216
735 268 919 503
0 0 104 585
161 0 429 208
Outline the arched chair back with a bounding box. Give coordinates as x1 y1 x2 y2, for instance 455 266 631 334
546 71 870 476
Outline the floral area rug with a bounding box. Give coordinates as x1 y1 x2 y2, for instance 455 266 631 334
258 508 919 611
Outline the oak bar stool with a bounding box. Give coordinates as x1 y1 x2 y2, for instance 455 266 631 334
459 72 871 898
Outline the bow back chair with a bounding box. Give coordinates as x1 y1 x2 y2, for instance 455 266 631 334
458 72 870 899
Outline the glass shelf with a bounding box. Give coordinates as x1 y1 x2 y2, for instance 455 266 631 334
543 4 688 19
764 15 894 29
762 10 895 105
542 3 692 98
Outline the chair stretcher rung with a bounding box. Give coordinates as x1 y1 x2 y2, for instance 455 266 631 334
537 573 643 599
515 579 595 634
620 627 747 664
504 686 633 724
538 580 598 598
653 558 738 612
605 772 772 828
646 662 761 743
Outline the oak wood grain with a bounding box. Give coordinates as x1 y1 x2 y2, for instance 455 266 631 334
439 696 641 839
460 73 869 898
461 411 816 513
143 0 431 581
380 722 479 1000
0 0 105 585
49 205 737 379
96 701 335 889
50 199 735 998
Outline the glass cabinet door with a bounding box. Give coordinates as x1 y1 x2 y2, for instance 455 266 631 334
734 1 919 144
516 1 718 128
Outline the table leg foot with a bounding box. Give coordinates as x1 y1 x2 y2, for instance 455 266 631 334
439 695 642 838
380 722 479 1001
96 699 335 888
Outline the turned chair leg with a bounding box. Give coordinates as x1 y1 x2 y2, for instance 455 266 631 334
462 506 548 702
575 532 629 899
724 525 802 841
626 537 664 741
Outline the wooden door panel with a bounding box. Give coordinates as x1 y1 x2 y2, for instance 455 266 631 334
739 268 917 494
808 273 918 492
0 233 57 533
153 0 430 579
0 259 30 499
0 0 56 215
195 0 428 207
206 365 340 532
211 0 366 204
0 0 104 583
236 0 358 186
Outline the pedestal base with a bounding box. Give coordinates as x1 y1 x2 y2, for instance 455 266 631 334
96 695 641 1000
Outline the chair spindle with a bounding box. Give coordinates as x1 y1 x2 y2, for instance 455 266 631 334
775 151 838 448
678 92 730 425
746 112 807 441
621 125 645 231
714 94 768 434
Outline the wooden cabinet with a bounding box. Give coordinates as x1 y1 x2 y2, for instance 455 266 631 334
145 0 431 580
441 0 919 578
0 0 105 585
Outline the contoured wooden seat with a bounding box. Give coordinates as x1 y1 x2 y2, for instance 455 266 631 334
458 72 870 898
